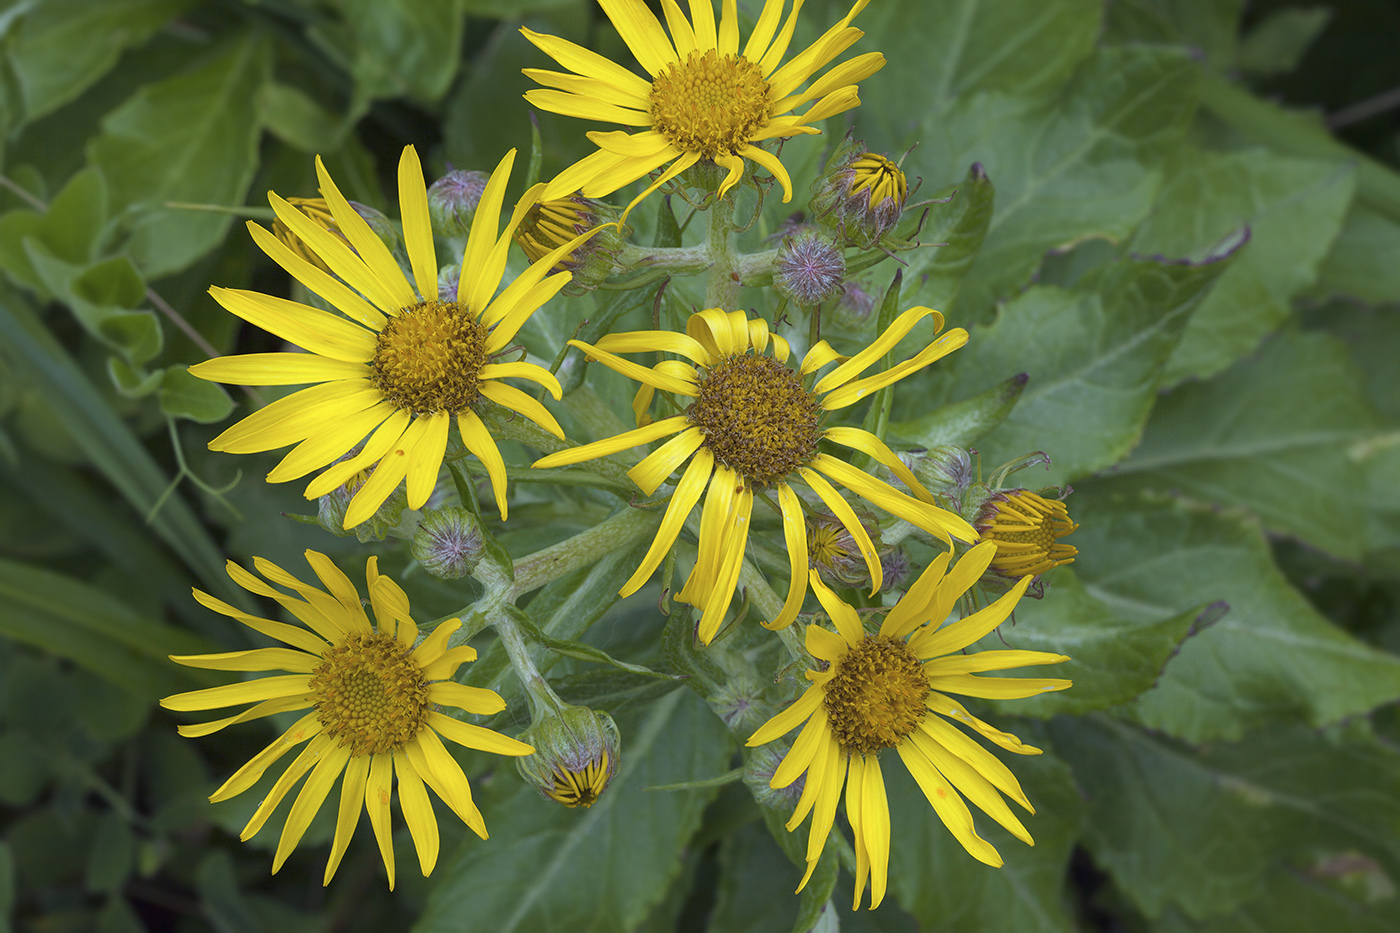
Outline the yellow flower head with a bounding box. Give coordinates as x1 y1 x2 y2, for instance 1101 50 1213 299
975 489 1079 578
160 550 533 889
522 0 884 218
746 542 1072 909
533 307 975 644
192 146 597 528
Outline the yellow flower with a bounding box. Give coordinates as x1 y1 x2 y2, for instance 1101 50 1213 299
746 542 1072 909
521 0 884 217
191 146 595 528
975 489 1079 578
160 550 533 888
533 307 974 644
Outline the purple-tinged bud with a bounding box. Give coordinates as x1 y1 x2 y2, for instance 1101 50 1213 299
273 197 398 273
516 705 621 809
411 506 483 579
437 264 460 303
514 192 624 291
774 231 846 307
428 169 489 238
811 136 910 248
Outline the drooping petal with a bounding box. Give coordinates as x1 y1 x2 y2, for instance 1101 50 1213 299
619 447 714 597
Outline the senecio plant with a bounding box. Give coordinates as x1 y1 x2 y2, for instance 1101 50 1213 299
161 0 1079 912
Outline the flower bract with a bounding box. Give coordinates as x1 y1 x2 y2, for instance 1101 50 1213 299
533 307 974 643
191 145 596 528
746 541 1072 908
160 550 533 888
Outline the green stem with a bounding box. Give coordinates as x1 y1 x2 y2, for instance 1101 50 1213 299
511 505 663 598
490 606 564 720
705 196 740 308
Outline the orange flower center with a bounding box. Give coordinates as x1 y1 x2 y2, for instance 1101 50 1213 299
649 50 771 158
687 354 822 486
824 634 929 755
370 300 488 415
309 632 429 756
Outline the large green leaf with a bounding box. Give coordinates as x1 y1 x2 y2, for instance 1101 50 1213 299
900 162 995 314
1129 147 1355 384
887 742 1083 933
908 45 1201 316
309 0 466 102
1312 202 1400 305
1053 717 1400 920
862 0 1102 138
1098 330 1388 559
915 250 1234 487
3 0 187 128
976 573 1208 718
416 689 733 933
1152 864 1400 933
1069 495 1400 742
86 35 268 278
1104 0 1244 72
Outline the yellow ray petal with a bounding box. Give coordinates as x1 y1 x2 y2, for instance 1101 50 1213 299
745 681 824 747
658 0 696 57
314 156 417 309
569 340 701 396
627 425 705 495
273 744 351 873
925 673 1073 700
524 88 651 125
304 550 373 631
519 28 653 98
911 575 1032 658
303 409 411 499
846 752 870 910
599 0 679 76
533 415 690 469
191 353 368 386
205 285 378 362
593 329 712 364
823 425 933 502
814 306 944 394
615 150 702 223
428 681 508 716
479 380 564 440
239 732 333 842
457 408 509 519
677 463 738 605
811 454 974 543
765 483 810 630
687 0 716 49
619 447 714 597
737 143 794 202
169 647 319 673
927 649 1072 676
774 51 884 111
175 695 311 739
410 617 461 666
523 67 651 110
208 380 379 454
458 150 516 307
405 410 450 509
365 752 396 890
398 146 439 303
160 674 311 712
908 728 1031 845
742 0 785 61
209 714 321 803
428 712 534 756
270 190 407 316
928 691 1044 756
244 225 386 331
190 589 328 655
822 329 969 410
407 732 487 838
717 0 739 55
323 754 370 885
861 753 891 908
807 570 865 645
895 740 1003 867
394 750 439 877
758 0 807 76
803 736 848 871
342 414 431 528
771 705 830 789
419 644 479 681
478 361 563 399
797 466 882 595
920 715 1033 812
265 401 395 484
696 485 753 644
787 727 834 832
880 550 951 638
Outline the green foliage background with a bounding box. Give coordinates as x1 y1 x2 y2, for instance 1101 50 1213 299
1 0 1399 930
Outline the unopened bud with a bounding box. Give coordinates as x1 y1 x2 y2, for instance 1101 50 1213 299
912 445 974 494
744 743 804 811
514 193 624 290
774 231 846 307
316 455 413 542
881 547 912 592
428 169 489 238
812 138 910 248
273 197 399 273
411 507 483 579
972 488 1079 580
516 705 621 809
437 264 460 302
808 506 882 589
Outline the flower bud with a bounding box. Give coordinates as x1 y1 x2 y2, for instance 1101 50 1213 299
316 458 413 543
514 192 624 290
880 546 912 593
273 197 398 273
427 169 489 238
516 705 621 809
912 445 974 495
411 507 483 579
437 264 460 302
808 506 882 589
972 488 1079 579
811 137 909 248
832 280 878 329
774 231 846 307
743 743 803 811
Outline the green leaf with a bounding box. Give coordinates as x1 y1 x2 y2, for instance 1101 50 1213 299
1052 717 1400 920
37 166 109 264
911 45 1201 316
0 842 12 933
158 365 233 424
0 296 249 608
256 81 352 154
862 0 1102 128
1068 495 1400 741
976 572 1209 718
1104 0 1243 73
889 373 1025 451
902 162 995 314
0 732 48 807
417 689 734 933
1236 7 1333 76
888 742 1084 933
1312 203 1400 305
107 357 164 398
1128 147 1355 384
84 812 135 895
706 820 816 933
507 605 679 681
24 242 161 363
917 250 1234 487
86 35 269 277
1098 330 1386 559
4 0 187 127
309 0 466 102
0 556 214 698
1153 863 1400 933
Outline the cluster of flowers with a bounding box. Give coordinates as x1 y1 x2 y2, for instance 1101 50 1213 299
162 0 1078 910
